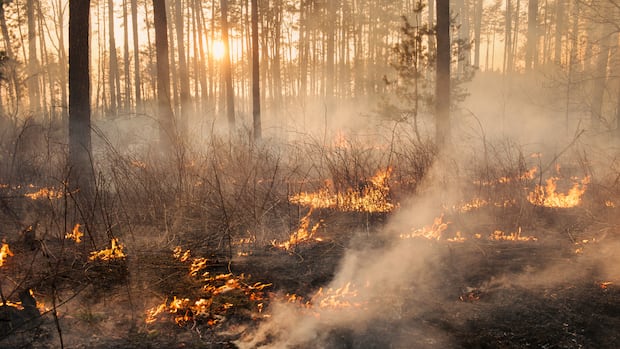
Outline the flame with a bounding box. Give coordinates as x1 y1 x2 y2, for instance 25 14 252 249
399 215 449 240
527 176 590 208
600 281 613 290
489 228 538 241
0 241 14 267
286 282 365 311
273 208 322 250
65 223 84 243
89 238 126 261
146 272 271 326
289 168 396 213
604 200 615 208
474 167 537 186
24 187 63 200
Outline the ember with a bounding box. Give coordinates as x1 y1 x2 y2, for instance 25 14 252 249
489 228 538 241
24 187 63 200
0 241 13 267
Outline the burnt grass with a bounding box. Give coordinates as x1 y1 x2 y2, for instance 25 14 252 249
2 166 620 348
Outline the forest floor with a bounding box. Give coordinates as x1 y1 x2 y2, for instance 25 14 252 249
2 202 620 349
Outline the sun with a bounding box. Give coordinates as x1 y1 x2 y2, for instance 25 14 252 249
212 40 225 60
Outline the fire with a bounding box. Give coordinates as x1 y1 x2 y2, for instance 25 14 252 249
604 200 615 208
474 167 537 186
89 238 126 261
273 208 322 250
286 282 365 311
527 176 590 208
399 215 449 240
24 187 63 200
146 272 271 327
289 168 396 213
65 223 84 243
600 281 613 290
0 241 14 267
489 228 538 241
173 246 192 262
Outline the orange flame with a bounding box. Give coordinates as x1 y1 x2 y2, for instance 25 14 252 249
0 241 14 267
399 215 449 240
273 208 322 250
527 176 590 208
289 168 396 213
89 238 126 261
65 224 84 244
24 187 63 200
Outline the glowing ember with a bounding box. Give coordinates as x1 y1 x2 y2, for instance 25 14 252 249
89 238 126 261
0 241 14 267
604 200 615 208
600 281 613 290
173 246 192 262
474 167 537 186
289 168 396 213
65 223 84 243
24 187 64 200
489 228 537 241
273 208 322 250
527 176 590 208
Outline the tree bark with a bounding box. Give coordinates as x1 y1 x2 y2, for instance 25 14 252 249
27 0 41 114
251 0 261 140
436 0 451 147
525 0 538 71
153 0 176 150
68 0 94 192
220 0 235 131
174 0 191 135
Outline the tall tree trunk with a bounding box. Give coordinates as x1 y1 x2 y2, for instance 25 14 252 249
553 0 564 65
251 0 260 140
57 0 68 119
220 0 235 131
590 26 612 131
0 0 17 117
122 0 131 111
165 0 179 115
153 0 176 150
473 0 483 68
436 0 450 147
525 0 538 71
504 0 512 73
27 0 41 115
108 0 120 115
131 0 142 111
174 0 191 135
299 0 309 101
325 0 336 102
68 0 94 192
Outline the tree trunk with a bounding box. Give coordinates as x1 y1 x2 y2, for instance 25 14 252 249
473 0 482 68
504 0 512 73
153 0 176 150
122 0 131 111
68 0 94 192
553 0 564 65
26 0 41 115
590 26 612 131
131 0 142 111
251 0 261 140
174 0 191 135
525 0 538 71
108 0 120 115
436 0 451 147
220 0 235 131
